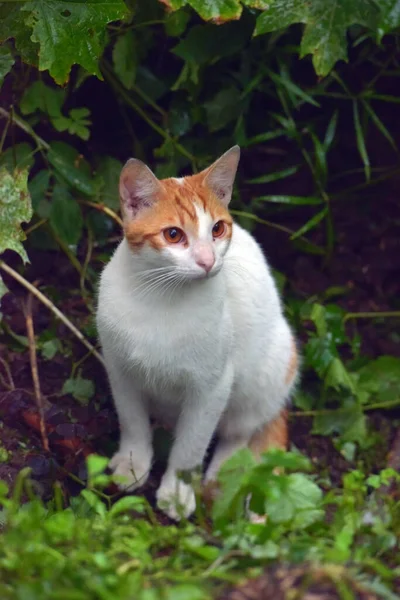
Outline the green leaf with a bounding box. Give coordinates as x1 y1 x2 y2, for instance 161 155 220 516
212 448 256 521
94 156 122 210
0 167 32 262
41 339 61 360
62 373 95 405
290 207 328 240
86 454 109 479
20 80 64 117
57 108 92 141
0 45 14 87
254 195 323 206
48 142 95 196
0 143 35 171
204 87 242 132
0 4 39 66
109 496 146 517
22 0 129 84
247 165 299 184
325 357 356 394
265 473 323 527
313 401 367 444
376 0 400 42
49 183 83 247
29 170 51 217
172 19 253 64
112 30 137 89
254 0 379 76
356 356 400 406
164 9 190 37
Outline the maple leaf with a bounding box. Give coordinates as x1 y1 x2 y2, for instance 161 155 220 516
255 0 379 76
22 0 128 84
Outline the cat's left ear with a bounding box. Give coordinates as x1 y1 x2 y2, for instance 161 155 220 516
203 145 240 207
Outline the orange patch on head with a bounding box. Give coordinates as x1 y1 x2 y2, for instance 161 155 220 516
124 175 232 252
248 409 288 458
285 338 298 386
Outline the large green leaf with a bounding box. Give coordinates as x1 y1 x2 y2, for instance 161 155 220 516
112 30 137 89
254 0 379 76
172 18 254 64
49 183 83 247
0 3 39 66
22 0 128 84
161 0 269 21
0 167 32 262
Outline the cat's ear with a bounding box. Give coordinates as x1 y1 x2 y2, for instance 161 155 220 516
203 145 240 207
119 158 162 221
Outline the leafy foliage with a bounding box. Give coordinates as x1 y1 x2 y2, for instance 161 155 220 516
0 456 398 599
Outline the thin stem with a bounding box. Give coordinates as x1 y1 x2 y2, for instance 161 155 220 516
0 260 105 366
78 199 123 227
230 209 324 252
291 399 400 418
23 291 49 452
0 106 50 151
80 225 94 300
343 311 400 323
25 218 47 236
102 62 196 165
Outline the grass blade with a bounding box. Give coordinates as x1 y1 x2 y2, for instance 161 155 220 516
246 165 299 184
268 70 320 107
242 128 286 147
254 195 323 206
290 208 328 240
352 100 370 182
362 99 398 152
323 110 339 151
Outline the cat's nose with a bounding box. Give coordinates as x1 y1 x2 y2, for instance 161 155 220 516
193 244 215 273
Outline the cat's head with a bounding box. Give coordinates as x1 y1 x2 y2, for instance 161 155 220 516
119 146 240 281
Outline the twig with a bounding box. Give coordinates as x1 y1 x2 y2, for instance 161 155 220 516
101 61 196 166
290 399 400 418
78 199 123 227
0 260 105 366
80 225 94 297
23 290 49 452
0 107 50 151
343 310 400 323
0 356 15 390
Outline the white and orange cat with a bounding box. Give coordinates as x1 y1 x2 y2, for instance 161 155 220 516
96 146 298 520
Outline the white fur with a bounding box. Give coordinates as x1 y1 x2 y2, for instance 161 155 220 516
97 214 297 520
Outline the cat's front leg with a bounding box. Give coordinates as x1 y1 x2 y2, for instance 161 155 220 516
105 361 153 490
156 364 233 520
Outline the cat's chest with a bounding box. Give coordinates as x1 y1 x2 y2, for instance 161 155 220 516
115 291 230 380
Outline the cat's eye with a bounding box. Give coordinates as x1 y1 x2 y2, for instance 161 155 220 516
164 227 184 244
212 221 225 238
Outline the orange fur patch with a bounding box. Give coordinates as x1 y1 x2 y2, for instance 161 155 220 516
123 174 233 251
248 409 288 458
285 337 298 386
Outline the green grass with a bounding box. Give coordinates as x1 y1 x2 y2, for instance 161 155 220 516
0 452 399 599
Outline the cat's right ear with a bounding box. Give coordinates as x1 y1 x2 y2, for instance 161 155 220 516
119 159 162 221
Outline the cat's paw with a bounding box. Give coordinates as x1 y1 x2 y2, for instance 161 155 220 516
109 451 150 491
156 477 196 521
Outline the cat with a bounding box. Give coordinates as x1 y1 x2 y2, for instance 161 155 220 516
96 146 298 520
